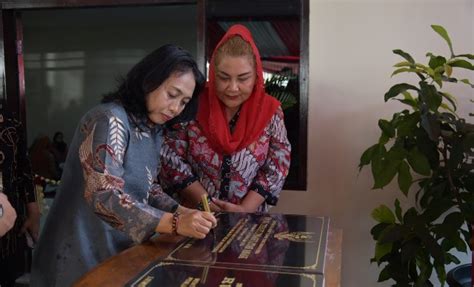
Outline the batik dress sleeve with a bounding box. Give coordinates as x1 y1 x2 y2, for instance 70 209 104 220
147 181 179 212
160 122 198 192
249 106 291 206
79 113 164 243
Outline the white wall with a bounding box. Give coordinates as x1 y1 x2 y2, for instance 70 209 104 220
272 0 473 286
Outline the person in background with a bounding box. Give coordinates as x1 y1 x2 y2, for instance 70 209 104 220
0 100 40 287
29 135 59 180
31 44 216 287
51 131 68 176
160 24 291 213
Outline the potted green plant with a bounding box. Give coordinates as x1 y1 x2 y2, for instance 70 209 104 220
264 68 298 110
359 25 474 286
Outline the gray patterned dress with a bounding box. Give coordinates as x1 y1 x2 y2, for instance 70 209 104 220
31 102 178 287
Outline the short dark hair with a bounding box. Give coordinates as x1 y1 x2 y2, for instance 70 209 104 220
102 44 205 125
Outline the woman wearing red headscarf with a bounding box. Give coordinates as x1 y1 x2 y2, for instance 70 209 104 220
160 24 291 212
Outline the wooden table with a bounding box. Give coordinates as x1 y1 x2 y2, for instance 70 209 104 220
74 226 342 287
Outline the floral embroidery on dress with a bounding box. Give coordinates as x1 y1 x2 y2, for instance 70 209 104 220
108 116 126 163
79 124 125 203
134 126 150 140
118 193 134 209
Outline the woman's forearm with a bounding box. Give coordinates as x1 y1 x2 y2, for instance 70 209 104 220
181 181 208 207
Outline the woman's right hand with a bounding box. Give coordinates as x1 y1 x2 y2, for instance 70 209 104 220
177 210 217 239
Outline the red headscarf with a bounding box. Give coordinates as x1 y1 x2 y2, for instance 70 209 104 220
197 24 280 155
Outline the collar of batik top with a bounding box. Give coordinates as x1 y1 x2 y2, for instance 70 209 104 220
129 113 162 135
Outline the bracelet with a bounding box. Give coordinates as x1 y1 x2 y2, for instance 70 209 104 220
172 211 180 235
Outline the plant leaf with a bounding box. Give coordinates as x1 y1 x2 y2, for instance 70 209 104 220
415 226 445 263
420 112 440 142
439 103 455 113
439 91 457 111
444 64 453 77
401 239 419 264
384 83 419 102
378 266 391 282
415 63 435 76
407 147 431 176
456 53 474 60
422 199 453 222
434 262 447 285
371 222 390 240
397 112 420 137
395 91 418 109
373 158 400 189
448 137 464 169
460 78 474 88
372 205 396 224
379 224 406 244
394 61 413 67
378 133 390 145
419 82 442 112
398 161 412 195
445 253 461 265
375 242 393 262
378 119 395 138
403 207 420 227
394 199 403 222
428 55 446 70
393 49 415 64
431 25 454 57
449 59 474 70
415 127 439 169
391 68 422 77
359 144 379 169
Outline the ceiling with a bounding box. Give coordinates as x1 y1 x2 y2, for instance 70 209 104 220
206 0 302 61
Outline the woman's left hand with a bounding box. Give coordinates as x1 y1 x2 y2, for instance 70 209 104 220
212 191 264 213
212 198 247 213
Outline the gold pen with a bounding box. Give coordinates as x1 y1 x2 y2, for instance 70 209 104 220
201 194 211 212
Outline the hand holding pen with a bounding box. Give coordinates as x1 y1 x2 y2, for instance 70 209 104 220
201 194 218 228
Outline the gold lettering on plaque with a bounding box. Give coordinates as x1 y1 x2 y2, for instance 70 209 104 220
213 218 248 253
236 226 249 242
180 277 201 287
219 276 242 287
183 239 195 249
274 231 316 243
180 277 192 286
137 275 153 287
255 219 276 254
238 217 271 259
239 224 257 247
221 276 235 283
190 277 200 287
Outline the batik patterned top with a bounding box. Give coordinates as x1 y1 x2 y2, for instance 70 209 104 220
31 102 177 287
160 106 291 212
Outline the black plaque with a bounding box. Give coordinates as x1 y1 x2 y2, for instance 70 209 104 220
127 261 324 287
164 213 329 274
